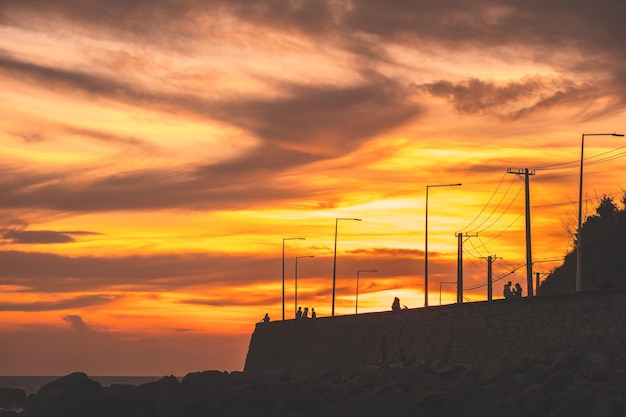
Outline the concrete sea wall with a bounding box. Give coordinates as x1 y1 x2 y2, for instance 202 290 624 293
244 290 626 379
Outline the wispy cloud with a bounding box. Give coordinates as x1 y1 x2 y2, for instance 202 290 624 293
417 77 599 118
0 294 121 312
1 229 98 244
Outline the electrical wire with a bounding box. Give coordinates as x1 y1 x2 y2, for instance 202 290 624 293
459 172 508 232
532 145 626 171
464 176 518 233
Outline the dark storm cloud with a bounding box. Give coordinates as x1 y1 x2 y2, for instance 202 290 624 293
0 250 278 292
0 50 419 211
0 51 418 153
0 295 120 312
62 314 89 332
220 75 420 152
4 1 625 60
0 147 319 211
1 1 624 215
1 229 81 244
4 0 625 136
417 77 599 119
182 294 281 308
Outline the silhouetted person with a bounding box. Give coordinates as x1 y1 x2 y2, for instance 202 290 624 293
311 308 316 319
503 281 513 299
296 306 302 319
392 297 401 312
303 307 309 319
262 313 270 323
514 283 522 298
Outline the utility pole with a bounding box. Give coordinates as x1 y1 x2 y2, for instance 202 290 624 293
455 232 477 304
507 168 536 297
535 271 548 295
480 255 502 301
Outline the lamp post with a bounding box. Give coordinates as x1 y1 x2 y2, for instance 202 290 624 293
425 183 461 307
576 132 624 292
355 269 377 314
332 217 362 317
295 255 314 317
282 237 304 320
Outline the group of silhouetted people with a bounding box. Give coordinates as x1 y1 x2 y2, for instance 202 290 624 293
503 281 523 299
296 306 316 319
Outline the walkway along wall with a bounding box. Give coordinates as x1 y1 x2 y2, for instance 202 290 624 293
244 290 626 380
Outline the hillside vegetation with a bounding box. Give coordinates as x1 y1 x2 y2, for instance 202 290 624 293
539 194 626 295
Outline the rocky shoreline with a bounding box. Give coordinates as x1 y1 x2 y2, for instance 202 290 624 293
1 348 626 417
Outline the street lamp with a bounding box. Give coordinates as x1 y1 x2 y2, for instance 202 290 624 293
332 217 362 317
282 237 304 320
576 132 624 292
295 255 314 317
355 269 377 314
425 183 461 307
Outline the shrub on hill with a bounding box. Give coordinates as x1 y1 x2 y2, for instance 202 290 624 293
539 194 626 295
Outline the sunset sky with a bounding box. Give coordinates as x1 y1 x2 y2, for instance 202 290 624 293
1 1 625 376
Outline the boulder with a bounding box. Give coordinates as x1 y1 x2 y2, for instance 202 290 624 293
0 388 26 411
478 357 508 384
541 369 575 394
441 382 498 417
25 372 102 417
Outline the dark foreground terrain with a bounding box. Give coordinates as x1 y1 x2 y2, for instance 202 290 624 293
2 348 626 417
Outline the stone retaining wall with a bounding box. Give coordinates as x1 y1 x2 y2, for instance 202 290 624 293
244 290 626 379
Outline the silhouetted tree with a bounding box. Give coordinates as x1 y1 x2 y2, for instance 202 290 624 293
539 194 626 295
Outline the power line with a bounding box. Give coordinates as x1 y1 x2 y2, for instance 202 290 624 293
475 184 524 234
460 172 508 232
464 176 519 234
532 145 626 171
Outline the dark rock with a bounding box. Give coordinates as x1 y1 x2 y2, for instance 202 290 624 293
272 383 311 414
374 370 395 389
441 381 498 417
413 389 445 410
614 353 626 370
395 367 424 391
521 390 550 417
580 353 611 378
254 368 292 384
149 376 187 415
589 394 615 417
526 363 550 383
497 410 525 417
317 368 342 383
25 372 103 417
182 370 229 391
478 357 508 383
328 395 424 417
608 369 625 385
486 373 515 400
422 371 443 390
307 380 335 397
511 372 528 386
369 380 395 397
0 388 26 411
550 386 593 416
541 369 575 394
588 365 612 382
73 392 156 417
550 348 580 372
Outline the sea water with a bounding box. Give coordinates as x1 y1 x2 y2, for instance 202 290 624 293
0 376 168 395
